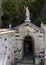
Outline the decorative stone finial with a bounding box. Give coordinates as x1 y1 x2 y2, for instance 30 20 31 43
40 22 44 32
25 7 31 23
41 22 43 27
9 24 11 29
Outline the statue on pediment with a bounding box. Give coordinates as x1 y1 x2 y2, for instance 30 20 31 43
24 6 31 22
25 7 30 20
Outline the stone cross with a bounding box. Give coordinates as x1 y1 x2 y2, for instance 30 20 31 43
25 43 29 53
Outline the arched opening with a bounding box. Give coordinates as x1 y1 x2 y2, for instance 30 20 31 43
23 36 35 62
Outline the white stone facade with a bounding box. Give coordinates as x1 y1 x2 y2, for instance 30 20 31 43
0 22 46 65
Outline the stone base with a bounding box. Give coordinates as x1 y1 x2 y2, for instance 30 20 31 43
35 58 41 65
25 19 31 23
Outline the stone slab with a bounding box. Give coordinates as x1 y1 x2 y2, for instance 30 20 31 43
17 63 33 65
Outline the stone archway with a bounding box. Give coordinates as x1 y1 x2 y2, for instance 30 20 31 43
22 36 35 62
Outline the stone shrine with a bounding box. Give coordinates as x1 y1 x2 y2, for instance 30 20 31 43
0 7 46 65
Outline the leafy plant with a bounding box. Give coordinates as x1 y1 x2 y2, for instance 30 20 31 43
2 0 45 27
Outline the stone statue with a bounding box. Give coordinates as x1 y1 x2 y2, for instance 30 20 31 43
25 7 30 20
25 7 31 22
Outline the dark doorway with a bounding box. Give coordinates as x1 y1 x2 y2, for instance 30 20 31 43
23 36 35 61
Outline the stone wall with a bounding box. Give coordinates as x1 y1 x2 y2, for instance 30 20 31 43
14 26 45 61
0 26 45 65
0 29 15 65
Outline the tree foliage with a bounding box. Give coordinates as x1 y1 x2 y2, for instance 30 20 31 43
2 0 45 27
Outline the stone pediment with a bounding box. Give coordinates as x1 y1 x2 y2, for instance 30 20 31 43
12 6 40 33
12 22 40 33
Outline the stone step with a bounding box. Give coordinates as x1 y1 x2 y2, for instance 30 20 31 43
14 59 34 65
13 62 34 65
17 63 34 65
19 60 34 64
